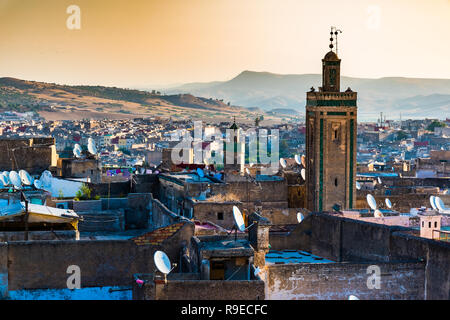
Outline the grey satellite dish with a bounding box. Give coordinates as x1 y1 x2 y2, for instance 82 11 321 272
154 251 172 275
232 206 246 232
356 181 361 190
88 137 94 145
196 167 205 178
88 143 97 155
279 158 287 169
385 198 392 209
429 196 437 210
435 197 446 211
9 171 22 189
366 194 377 210
297 212 304 223
300 168 306 180
348 295 359 300
294 154 301 165
19 170 33 185
374 209 383 218
34 179 42 189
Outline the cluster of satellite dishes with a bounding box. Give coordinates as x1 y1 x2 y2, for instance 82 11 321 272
366 194 389 218
279 154 306 181
430 195 450 214
0 169 53 191
73 138 97 158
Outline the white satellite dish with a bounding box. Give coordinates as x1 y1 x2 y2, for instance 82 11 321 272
377 177 382 184
245 167 250 175
88 137 94 145
429 196 437 210
366 194 377 210
154 250 172 275
9 171 22 189
232 205 245 232
279 158 287 169
249 162 254 168
40 170 53 188
0 173 9 186
297 212 304 223
374 209 383 218
19 170 33 185
196 167 205 178
348 295 359 300
73 146 82 158
356 181 361 190
385 198 392 209
294 154 301 165
254 266 261 276
300 168 306 180
88 143 97 155
34 179 42 189
74 143 82 152
435 197 446 211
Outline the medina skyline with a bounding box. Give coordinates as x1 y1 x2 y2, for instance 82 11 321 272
0 0 449 89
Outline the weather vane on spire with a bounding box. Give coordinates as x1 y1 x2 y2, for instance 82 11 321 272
329 26 342 55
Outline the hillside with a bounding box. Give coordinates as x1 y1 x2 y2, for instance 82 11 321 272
165 71 450 120
0 77 282 122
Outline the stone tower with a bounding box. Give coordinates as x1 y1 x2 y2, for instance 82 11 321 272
305 30 357 211
224 118 245 182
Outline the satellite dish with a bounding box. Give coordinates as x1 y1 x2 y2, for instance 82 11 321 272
385 198 392 209
429 196 437 210
0 172 9 186
279 158 287 169
435 197 446 211
196 167 205 178
348 295 359 300
232 206 245 232
366 194 377 210
88 137 94 145
34 179 42 189
9 171 22 189
297 212 304 223
374 209 383 218
254 266 261 276
73 146 82 158
410 208 419 216
40 170 53 188
356 181 361 190
74 143 82 152
249 163 254 168
300 168 306 180
294 154 301 165
19 170 33 185
153 251 172 275
88 143 97 155
245 168 250 175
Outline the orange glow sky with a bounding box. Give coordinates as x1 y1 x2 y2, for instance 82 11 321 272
0 0 449 87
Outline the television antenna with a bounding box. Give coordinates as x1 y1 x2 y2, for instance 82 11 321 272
330 27 343 55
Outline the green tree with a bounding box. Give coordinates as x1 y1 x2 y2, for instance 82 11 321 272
426 121 446 132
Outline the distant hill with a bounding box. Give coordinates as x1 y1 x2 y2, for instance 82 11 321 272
0 77 277 122
165 71 450 120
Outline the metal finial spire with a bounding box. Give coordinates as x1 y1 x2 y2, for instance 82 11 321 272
330 26 342 55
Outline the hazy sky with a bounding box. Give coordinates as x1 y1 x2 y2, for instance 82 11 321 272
0 0 449 88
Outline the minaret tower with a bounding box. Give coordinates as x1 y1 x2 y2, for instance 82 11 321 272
305 27 357 211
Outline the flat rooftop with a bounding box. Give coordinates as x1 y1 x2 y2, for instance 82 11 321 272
265 250 334 265
160 172 220 184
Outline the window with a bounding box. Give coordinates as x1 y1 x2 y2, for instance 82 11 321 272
429 222 431 228
422 221 424 227
334 178 338 187
217 212 224 220
334 130 338 140
434 221 437 228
